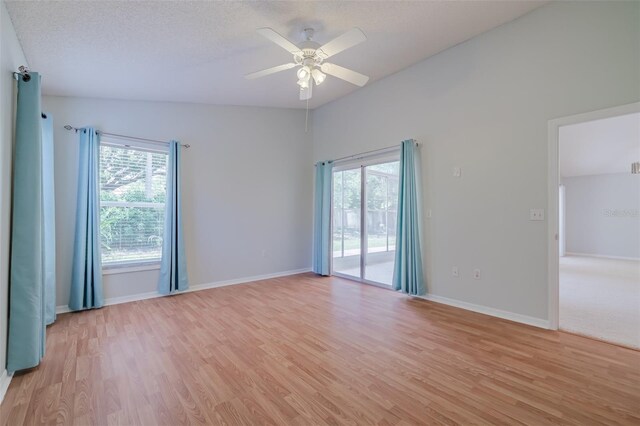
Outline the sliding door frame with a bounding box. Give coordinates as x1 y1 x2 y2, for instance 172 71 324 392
330 150 401 288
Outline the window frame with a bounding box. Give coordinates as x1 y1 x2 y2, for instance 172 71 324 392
99 137 169 270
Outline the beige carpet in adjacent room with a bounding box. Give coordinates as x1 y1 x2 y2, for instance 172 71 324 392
560 255 640 349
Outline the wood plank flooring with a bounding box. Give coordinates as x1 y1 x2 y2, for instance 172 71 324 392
1 273 638 425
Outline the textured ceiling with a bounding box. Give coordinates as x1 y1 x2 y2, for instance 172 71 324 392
560 112 640 177
6 1 545 109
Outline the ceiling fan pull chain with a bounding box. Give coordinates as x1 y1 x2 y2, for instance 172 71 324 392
305 96 309 133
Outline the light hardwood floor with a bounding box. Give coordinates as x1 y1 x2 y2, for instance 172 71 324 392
1 273 639 425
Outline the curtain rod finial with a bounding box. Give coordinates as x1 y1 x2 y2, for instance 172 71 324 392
16 65 30 81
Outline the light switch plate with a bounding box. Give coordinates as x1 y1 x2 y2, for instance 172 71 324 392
530 209 545 221
426 209 432 218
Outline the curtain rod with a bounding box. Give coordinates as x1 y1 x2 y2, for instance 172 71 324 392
328 139 419 165
63 125 190 148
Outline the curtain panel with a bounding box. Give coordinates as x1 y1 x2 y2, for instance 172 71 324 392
312 161 333 276
7 73 56 372
69 128 104 311
392 140 425 296
158 141 189 294
42 114 56 324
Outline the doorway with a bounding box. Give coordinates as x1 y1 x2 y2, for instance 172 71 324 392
548 102 640 349
332 156 400 286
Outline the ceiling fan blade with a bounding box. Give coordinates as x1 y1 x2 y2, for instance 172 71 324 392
300 82 313 101
321 63 369 87
245 63 297 80
317 28 366 59
257 28 302 55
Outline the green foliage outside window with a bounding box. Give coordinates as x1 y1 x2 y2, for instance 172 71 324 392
99 144 167 264
333 161 400 255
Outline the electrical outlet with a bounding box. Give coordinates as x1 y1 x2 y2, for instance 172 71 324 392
452 266 459 277
529 209 545 221
453 167 462 177
473 269 481 280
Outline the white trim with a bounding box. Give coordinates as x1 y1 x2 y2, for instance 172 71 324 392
56 268 312 314
417 294 550 329
186 268 310 292
0 369 12 405
559 184 566 257
547 102 640 331
56 290 157 314
565 252 640 261
102 263 161 275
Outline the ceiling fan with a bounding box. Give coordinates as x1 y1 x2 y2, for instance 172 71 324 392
245 27 369 101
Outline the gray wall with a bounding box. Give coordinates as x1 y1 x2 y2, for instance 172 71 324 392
44 96 313 307
564 173 640 259
312 1 640 321
0 2 28 382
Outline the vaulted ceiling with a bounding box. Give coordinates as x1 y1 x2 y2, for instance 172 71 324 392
5 1 544 109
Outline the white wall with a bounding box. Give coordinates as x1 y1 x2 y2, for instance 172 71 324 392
312 1 640 322
0 1 28 389
564 173 640 259
43 96 313 307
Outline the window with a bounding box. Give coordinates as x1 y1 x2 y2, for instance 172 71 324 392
99 139 168 267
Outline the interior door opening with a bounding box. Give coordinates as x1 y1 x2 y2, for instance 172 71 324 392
555 109 640 349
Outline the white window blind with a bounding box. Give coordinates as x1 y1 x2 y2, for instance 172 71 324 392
99 141 168 266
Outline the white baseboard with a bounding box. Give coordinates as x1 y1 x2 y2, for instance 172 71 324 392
56 268 312 314
0 369 12 405
565 252 639 261
186 268 311 293
54 268 550 331
416 294 550 329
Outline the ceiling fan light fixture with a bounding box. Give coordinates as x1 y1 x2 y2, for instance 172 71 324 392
312 69 326 85
297 66 311 80
297 78 309 89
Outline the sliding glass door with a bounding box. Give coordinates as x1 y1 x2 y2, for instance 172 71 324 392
332 157 400 286
364 162 399 284
332 168 361 279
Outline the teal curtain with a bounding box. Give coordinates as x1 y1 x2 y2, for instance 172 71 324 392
312 161 333 276
393 140 425 295
7 73 55 372
158 141 188 294
69 128 104 311
42 114 56 325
